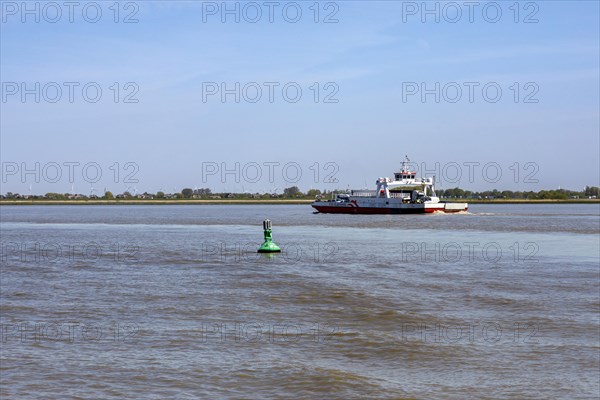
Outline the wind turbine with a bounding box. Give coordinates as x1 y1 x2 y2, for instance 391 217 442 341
242 184 251 197
245 186 252 197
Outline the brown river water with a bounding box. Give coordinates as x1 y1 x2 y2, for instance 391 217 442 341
1 204 598 399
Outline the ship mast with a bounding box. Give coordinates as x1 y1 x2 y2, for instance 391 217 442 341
401 155 410 173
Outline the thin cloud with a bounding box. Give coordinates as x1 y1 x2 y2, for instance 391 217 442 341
431 44 599 64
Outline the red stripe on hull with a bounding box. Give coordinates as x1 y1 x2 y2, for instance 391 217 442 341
312 205 468 214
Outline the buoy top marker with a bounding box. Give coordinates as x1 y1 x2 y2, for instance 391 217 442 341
257 219 281 253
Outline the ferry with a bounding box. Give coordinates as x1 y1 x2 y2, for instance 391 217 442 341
311 157 468 214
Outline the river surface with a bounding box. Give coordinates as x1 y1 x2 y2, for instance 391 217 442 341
1 204 599 399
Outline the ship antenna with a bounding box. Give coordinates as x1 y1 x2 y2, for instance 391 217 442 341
402 155 410 173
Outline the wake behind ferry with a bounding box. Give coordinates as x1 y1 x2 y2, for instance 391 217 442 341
312 157 468 214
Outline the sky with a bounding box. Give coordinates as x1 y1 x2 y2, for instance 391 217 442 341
1 0 599 195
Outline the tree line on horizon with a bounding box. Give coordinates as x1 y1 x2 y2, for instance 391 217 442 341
2 185 599 200
438 186 599 200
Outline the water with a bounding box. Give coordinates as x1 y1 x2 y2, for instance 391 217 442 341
1 204 599 399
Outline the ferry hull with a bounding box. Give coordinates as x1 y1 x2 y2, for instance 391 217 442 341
311 202 468 214
313 205 421 214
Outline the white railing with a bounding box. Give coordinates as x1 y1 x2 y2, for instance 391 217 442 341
390 192 409 199
350 190 377 197
350 190 410 199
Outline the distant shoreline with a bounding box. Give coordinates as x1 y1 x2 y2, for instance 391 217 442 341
0 199 598 206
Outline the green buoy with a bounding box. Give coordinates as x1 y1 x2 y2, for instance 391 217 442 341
257 219 281 253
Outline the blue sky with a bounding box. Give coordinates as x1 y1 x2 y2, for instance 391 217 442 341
1 1 599 194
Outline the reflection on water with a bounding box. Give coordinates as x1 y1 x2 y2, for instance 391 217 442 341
1 204 599 398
